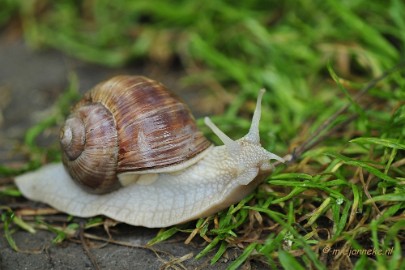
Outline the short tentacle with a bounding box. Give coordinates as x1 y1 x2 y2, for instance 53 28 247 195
204 117 240 155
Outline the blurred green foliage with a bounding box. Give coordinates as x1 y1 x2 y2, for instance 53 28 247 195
2 0 403 143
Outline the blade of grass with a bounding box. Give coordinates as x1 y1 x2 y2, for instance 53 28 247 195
278 249 306 270
195 235 223 260
210 241 228 265
364 194 405 204
326 0 398 61
226 242 258 270
147 227 180 246
325 152 400 184
246 206 325 270
1 210 19 251
332 199 352 239
350 137 405 150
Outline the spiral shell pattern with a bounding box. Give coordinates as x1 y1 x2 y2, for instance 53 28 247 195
60 76 211 194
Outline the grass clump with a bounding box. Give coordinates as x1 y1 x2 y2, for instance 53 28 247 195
1 0 404 269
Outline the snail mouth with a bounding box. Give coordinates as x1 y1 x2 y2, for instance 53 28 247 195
60 117 86 160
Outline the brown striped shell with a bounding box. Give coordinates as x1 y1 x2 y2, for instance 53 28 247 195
60 76 212 194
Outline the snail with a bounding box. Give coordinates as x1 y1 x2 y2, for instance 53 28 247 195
15 75 284 228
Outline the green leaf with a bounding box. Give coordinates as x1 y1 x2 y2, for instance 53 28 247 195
24 116 58 149
269 173 313 181
279 250 305 270
270 187 307 204
364 194 405 204
147 227 179 246
247 206 326 270
210 241 228 265
259 233 284 257
350 137 405 150
1 211 19 251
307 197 332 227
268 180 345 200
326 0 398 60
13 215 36 234
0 186 22 197
227 243 258 270
325 152 399 184
333 200 352 239
195 235 222 260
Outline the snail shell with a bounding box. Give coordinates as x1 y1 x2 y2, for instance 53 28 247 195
59 76 211 193
15 76 284 228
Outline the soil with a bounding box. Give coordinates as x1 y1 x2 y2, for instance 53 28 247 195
0 32 269 269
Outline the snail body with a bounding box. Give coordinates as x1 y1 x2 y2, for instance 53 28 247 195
15 76 283 228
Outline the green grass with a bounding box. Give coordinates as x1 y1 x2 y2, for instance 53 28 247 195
1 0 405 269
